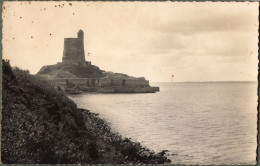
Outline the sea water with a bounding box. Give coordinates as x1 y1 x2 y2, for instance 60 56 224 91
69 82 257 165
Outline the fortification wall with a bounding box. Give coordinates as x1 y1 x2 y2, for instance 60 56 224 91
50 78 150 88
97 78 149 87
48 77 157 93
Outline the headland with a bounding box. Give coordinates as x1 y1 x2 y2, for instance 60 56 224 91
37 30 159 94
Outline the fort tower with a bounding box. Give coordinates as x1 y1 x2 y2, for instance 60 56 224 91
62 30 86 66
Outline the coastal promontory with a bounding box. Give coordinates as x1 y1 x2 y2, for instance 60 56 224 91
37 30 159 94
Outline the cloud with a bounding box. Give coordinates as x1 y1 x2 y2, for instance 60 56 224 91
141 3 258 35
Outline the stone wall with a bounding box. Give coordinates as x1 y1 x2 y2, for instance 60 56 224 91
100 78 149 87
49 77 150 88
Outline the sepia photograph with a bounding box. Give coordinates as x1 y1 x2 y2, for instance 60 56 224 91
1 1 259 165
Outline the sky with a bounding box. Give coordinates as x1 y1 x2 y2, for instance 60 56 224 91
2 2 259 82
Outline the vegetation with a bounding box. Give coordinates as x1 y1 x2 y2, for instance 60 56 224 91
1 59 171 164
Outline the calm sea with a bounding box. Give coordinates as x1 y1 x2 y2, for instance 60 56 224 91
69 82 257 165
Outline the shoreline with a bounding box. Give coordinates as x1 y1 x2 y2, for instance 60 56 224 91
78 108 171 164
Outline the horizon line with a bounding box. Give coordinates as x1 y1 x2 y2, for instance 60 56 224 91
151 81 258 83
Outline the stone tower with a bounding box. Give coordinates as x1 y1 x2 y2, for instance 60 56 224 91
62 30 86 66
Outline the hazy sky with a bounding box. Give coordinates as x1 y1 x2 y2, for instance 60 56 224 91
2 2 259 82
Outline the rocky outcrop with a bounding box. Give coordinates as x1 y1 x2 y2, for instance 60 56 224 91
37 62 104 79
37 63 159 93
1 59 170 164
